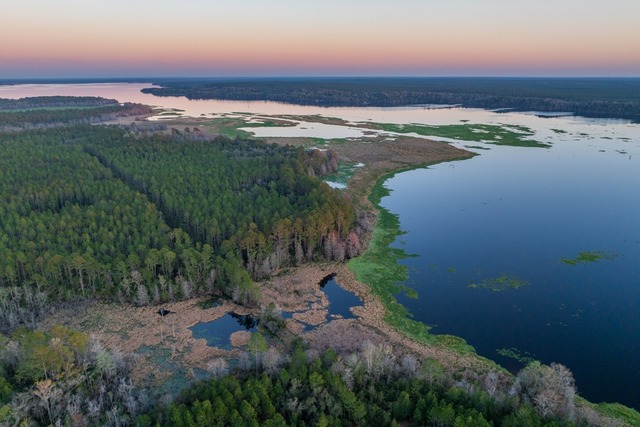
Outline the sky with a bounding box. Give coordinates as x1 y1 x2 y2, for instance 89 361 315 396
1 0 639 78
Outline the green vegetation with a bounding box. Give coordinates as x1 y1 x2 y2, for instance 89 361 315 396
0 96 151 129
0 97 638 426
464 145 491 150
0 326 147 426
137 345 597 426
0 96 118 110
588 401 640 427
376 122 548 148
468 275 529 292
143 77 640 122
348 168 475 354
561 251 617 265
0 118 360 331
322 161 362 186
496 347 536 365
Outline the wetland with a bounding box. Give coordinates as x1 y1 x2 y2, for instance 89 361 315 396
1 82 638 411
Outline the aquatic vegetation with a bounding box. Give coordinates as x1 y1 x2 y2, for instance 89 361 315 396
348 169 475 353
561 251 617 265
496 347 536 364
375 122 548 148
468 275 529 292
464 145 491 150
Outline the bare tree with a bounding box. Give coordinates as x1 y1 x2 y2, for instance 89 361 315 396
206 358 229 379
33 379 61 425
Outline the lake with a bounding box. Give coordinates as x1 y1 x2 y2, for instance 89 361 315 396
1 83 638 408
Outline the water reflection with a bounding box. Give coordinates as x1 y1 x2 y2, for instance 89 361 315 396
191 276 363 347
190 312 259 349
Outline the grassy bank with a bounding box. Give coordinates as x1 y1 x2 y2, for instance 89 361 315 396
346 162 640 426
348 165 475 354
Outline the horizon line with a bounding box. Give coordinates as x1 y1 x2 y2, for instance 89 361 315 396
1 75 640 83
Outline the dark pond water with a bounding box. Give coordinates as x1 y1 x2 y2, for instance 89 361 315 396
382 137 640 408
191 276 363 344
190 313 259 349
320 275 363 319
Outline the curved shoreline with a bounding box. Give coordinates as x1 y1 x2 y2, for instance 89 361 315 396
38 112 639 423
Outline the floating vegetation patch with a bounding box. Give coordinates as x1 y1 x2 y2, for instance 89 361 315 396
468 275 529 292
551 128 568 134
464 145 491 150
496 347 536 364
374 122 548 148
561 251 617 265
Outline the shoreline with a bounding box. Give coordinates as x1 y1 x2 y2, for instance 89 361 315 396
36 113 639 423
41 119 485 378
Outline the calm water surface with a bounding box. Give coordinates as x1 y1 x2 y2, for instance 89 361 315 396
2 83 638 408
384 140 639 408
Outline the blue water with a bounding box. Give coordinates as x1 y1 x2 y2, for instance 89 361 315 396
192 277 363 343
381 136 640 408
321 275 363 319
190 313 258 349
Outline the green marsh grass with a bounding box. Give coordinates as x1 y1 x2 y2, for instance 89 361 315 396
348 167 475 354
561 251 617 265
375 122 548 148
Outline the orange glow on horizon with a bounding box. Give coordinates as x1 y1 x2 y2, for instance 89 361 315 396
1 0 639 77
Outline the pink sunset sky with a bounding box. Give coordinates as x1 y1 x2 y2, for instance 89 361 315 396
1 0 639 78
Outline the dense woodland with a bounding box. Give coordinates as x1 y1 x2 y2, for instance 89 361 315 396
143 78 640 122
0 314 614 426
0 326 148 426
0 103 152 131
0 105 361 332
143 348 580 427
0 96 120 110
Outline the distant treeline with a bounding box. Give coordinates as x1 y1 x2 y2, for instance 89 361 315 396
143 78 640 122
0 97 152 130
0 96 119 110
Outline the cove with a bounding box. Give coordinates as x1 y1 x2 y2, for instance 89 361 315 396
378 135 640 408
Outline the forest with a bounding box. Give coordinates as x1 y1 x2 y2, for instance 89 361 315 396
0 96 120 110
0 103 152 131
0 307 617 426
0 104 361 333
142 77 640 122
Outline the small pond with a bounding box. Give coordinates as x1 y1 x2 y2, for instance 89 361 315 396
190 313 259 349
190 275 363 347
